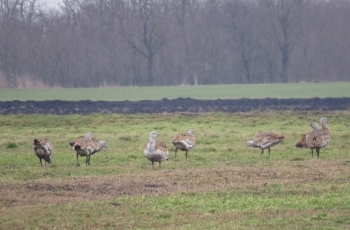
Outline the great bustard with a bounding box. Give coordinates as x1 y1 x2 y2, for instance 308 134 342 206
171 129 196 159
69 132 107 166
305 117 330 159
33 138 54 166
246 132 285 155
144 131 169 170
295 122 319 157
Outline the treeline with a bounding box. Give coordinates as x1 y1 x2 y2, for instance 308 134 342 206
1 0 350 88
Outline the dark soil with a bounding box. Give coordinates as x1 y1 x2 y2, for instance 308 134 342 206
1 97 350 115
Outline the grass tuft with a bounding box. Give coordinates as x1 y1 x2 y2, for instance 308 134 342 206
6 142 18 149
290 157 305 161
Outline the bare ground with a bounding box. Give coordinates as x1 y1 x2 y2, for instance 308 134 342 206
1 97 350 114
1 160 349 208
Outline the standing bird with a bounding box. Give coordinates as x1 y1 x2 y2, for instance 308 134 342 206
69 132 107 166
305 117 330 159
171 129 196 159
295 122 319 157
144 131 169 170
246 132 285 155
33 138 54 166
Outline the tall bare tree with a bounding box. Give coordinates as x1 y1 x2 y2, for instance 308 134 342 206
119 0 167 85
261 0 305 82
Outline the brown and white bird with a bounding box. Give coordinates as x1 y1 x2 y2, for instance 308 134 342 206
295 122 319 157
246 132 285 155
305 117 330 159
33 138 54 166
69 132 107 166
144 131 169 170
171 129 196 159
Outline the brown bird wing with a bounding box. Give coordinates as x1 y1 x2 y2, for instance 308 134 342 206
34 138 47 146
305 130 330 148
70 136 85 146
43 139 54 153
73 137 89 150
33 138 54 154
172 133 196 145
156 140 168 153
86 139 101 150
254 132 282 144
295 135 308 148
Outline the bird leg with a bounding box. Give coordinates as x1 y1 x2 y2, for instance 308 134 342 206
311 149 314 158
76 154 80 166
86 155 91 165
159 161 161 170
152 161 155 170
185 151 188 159
175 148 178 158
268 148 271 156
260 148 264 155
316 148 320 159
40 158 43 166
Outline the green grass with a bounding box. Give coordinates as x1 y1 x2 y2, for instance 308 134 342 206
1 112 350 229
1 82 350 101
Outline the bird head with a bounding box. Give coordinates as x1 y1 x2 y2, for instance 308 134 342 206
99 141 108 148
246 140 256 148
150 131 159 138
310 122 319 130
33 139 40 145
47 156 52 164
320 117 327 124
188 129 195 135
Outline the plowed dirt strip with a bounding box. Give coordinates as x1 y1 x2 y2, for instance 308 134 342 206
1 160 349 208
1 98 350 115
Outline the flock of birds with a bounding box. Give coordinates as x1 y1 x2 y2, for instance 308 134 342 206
246 117 331 159
32 117 330 169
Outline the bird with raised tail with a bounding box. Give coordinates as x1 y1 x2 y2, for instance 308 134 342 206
33 138 54 166
305 117 330 159
295 122 319 157
246 132 284 155
144 131 169 170
171 129 196 159
69 132 107 166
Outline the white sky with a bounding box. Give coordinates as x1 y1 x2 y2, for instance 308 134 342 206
38 0 63 9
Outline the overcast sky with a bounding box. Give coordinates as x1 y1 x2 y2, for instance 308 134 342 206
38 0 63 9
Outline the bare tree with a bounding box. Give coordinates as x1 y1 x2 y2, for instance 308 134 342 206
261 0 306 83
1 0 350 88
119 0 167 85
221 0 264 83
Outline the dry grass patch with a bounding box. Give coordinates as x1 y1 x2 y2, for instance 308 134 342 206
1 160 349 208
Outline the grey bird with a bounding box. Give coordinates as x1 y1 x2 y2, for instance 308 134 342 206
33 138 54 166
171 129 196 159
305 117 330 159
246 132 285 155
69 132 107 166
144 131 169 170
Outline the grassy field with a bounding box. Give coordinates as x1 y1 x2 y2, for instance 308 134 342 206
1 82 350 101
1 111 350 229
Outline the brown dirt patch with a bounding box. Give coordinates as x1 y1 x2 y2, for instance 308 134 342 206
1 160 349 208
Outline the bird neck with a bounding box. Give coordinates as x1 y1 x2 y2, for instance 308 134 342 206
98 142 105 151
148 139 157 151
246 140 257 148
321 123 330 132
